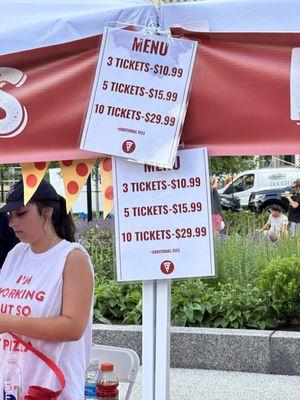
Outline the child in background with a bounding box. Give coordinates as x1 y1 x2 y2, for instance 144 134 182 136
260 205 288 242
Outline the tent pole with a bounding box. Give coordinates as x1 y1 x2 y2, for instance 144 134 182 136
87 174 92 221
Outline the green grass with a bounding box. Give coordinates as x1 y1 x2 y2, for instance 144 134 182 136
214 234 300 286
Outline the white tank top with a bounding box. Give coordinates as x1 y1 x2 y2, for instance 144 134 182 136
0 240 94 400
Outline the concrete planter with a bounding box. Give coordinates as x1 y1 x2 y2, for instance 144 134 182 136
93 324 300 376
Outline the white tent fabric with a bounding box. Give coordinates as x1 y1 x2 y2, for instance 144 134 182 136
161 0 300 32
0 0 157 55
2 0 300 57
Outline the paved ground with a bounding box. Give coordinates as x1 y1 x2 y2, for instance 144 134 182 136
120 368 300 400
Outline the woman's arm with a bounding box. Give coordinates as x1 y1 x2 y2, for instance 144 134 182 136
0 249 93 341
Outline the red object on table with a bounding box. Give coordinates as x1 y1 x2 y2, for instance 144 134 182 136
96 363 119 400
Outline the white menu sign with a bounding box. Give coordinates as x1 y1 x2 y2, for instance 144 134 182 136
291 48 300 121
113 148 215 281
80 27 197 168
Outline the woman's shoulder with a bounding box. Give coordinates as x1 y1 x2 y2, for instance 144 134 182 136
57 240 91 261
61 240 89 256
63 242 93 274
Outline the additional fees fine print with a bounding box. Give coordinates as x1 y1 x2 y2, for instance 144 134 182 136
80 27 197 168
113 148 215 281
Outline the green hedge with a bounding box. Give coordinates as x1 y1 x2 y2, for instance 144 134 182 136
93 278 279 330
257 256 300 324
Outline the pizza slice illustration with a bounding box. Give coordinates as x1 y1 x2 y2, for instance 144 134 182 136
100 158 113 219
21 162 49 205
60 159 96 213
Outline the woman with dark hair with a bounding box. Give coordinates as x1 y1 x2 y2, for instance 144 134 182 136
0 179 93 399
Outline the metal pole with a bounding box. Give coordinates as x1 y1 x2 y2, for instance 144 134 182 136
86 174 93 221
142 280 171 400
155 280 171 399
142 281 156 400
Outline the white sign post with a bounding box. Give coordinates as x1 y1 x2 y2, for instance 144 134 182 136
80 27 197 168
112 148 215 400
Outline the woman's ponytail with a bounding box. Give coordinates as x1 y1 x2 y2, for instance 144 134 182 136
36 196 76 242
51 195 76 242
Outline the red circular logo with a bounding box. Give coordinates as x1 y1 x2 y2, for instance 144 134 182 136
122 140 136 154
160 260 175 275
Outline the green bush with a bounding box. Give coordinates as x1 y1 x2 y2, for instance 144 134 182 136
215 229 300 287
171 279 277 330
257 256 300 323
93 278 278 330
94 278 142 325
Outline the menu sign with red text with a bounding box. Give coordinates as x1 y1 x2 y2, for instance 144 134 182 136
291 48 300 121
113 148 215 281
80 27 197 168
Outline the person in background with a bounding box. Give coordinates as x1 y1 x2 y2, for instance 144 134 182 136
0 212 19 268
260 205 288 242
211 176 225 234
0 179 93 399
283 179 300 236
223 175 234 186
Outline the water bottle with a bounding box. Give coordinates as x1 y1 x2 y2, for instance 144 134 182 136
84 359 99 399
3 352 22 400
96 363 119 400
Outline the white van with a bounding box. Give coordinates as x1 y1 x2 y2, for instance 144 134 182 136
218 168 300 208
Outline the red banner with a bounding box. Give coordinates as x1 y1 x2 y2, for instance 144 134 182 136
0 36 101 163
175 31 300 156
1 31 300 162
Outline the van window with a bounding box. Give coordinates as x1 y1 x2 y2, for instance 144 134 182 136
224 174 254 194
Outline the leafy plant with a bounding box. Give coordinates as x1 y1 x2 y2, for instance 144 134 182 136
94 278 142 325
257 256 300 324
171 279 278 330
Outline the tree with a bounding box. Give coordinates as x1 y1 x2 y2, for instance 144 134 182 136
91 159 101 219
210 156 256 177
0 164 21 202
